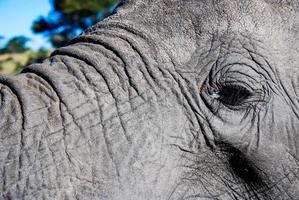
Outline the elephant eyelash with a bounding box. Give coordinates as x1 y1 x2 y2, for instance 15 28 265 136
219 84 252 106
211 83 254 109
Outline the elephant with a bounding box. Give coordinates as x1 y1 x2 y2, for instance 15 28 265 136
1 0 299 199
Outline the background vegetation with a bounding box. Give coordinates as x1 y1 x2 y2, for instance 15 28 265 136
0 0 118 76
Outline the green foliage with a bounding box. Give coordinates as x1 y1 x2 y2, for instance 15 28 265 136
32 0 118 47
0 36 30 54
12 61 24 75
0 60 5 72
0 49 51 76
26 48 50 65
0 56 23 75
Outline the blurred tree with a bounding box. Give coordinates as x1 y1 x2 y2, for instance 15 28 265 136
32 0 118 47
0 36 30 54
0 36 4 49
12 61 24 75
26 47 50 65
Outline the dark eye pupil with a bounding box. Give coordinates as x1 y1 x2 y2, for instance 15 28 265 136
218 85 251 106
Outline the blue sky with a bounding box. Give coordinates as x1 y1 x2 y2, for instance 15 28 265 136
0 0 52 49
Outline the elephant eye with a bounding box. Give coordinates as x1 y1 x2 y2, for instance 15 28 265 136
217 84 252 107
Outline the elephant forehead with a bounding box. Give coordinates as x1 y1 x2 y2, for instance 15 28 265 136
188 1 299 73
114 0 299 80
193 0 297 35
119 0 299 37
115 0 298 61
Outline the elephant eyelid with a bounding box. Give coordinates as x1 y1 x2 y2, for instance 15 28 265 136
212 84 253 107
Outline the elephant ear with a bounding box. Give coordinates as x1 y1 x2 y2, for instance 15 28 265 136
118 0 150 6
112 0 150 14
121 0 145 4
122 0 135 3
265 0 299 10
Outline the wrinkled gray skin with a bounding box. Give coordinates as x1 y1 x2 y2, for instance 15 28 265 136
1 0 299 199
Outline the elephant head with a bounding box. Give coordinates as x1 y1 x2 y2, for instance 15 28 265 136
1 0 299 199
